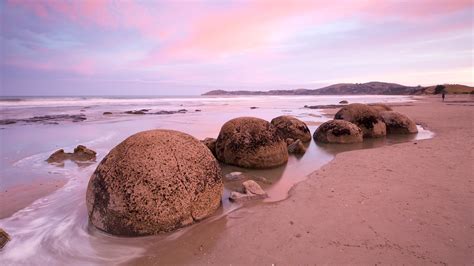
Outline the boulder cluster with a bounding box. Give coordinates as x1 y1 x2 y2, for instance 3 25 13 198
85 103 417 237
315 103 417 143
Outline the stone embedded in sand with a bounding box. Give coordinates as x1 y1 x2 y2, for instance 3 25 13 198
271 116 312 143
86 129 223 236
215 117 288 169
0 228 11 249
334 103 386 138
103 112 112 115
229 180 267 202
47 145 96 163
314 120 363 144
201 138 217 156
288 139 306 154
339 100 349 104
380 111 418 134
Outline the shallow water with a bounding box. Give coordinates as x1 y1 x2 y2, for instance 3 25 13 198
0 95 431 265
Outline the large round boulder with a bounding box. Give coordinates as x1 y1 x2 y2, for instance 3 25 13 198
380 111 418 134
314 120 363 144
334 103 386 138
86 129 223 236
270 115 311 142
215 117 288 169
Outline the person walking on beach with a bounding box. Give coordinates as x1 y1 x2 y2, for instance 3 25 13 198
442 92 446 101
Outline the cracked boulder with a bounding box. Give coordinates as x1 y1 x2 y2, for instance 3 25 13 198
314 120 363 144
334 103 386 138
215 117 288 169
270 115 312 143
380 111 418 134
86 129 223 236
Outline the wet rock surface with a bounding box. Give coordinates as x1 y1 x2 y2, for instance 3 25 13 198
334 103 386 138
0 114 87 125
47 145 97 164
0 228 10 249
229 180 267 203
86 129 223 236
381 111 418 134
215 117 288 169
271 116 311 143
314 120 363 144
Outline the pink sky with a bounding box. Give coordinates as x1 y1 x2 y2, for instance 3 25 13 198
1 0 472 95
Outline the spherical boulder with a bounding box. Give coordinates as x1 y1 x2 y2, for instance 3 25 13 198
86 129 223 236
380 111 418 134
314 120 363 144
270 115 311 142
215 117 288 169
334 103 386 138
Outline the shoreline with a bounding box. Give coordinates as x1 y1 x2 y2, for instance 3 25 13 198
130 95 473 264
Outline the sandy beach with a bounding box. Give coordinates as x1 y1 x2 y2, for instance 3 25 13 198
129 95 473 264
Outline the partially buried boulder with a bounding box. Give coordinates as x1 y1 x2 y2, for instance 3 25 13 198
86 129 223 236
314 120 363 144
334 103 386 138
215 117 288 169
271 115 311 143
380 111 418 134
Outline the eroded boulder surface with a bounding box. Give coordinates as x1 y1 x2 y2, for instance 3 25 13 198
334 103 386 138
271 115 311 143
47 145 96 164
86 129 223 236
314 120 363 144
215 117 288 169
380 111 418 134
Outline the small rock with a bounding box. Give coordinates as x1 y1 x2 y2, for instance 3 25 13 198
195 109 202 112
288 139 306 154
339 100 349 104
250 106 258 109
103 112 113 115
125 110 147 115
0 228 10 249
243 180 266 195
229 180 267 202
46 145 96 164
73 145 97 161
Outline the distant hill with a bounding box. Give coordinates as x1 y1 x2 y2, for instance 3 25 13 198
422 84 474 94
202 82 473 96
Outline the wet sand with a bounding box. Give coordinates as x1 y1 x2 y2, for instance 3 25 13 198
132 95 473 264
0 178 66 219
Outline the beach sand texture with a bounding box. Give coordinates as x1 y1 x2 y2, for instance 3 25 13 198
131 95 473 264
